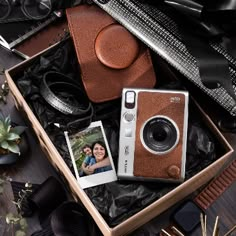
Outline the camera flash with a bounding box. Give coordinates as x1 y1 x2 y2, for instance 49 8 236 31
125 91 136 109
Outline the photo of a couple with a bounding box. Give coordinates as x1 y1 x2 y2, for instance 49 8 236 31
65 121 117 188
80 142 112 177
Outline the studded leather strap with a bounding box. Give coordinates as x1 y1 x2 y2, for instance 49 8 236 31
194 160 236 210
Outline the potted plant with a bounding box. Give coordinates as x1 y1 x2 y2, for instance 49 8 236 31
0 114 29 165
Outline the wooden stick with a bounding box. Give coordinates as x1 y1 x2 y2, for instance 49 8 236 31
171 226 185 236
204 214 207 236
161 229 172 236
223 224 236 236
200 213 206 236
212 216 219 236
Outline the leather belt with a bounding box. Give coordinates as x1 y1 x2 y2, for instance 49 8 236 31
40 71 93 131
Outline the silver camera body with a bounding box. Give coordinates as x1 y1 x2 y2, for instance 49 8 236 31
118 88 189 182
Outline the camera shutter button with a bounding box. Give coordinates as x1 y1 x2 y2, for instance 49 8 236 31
124 112 135 122
167 165 180 179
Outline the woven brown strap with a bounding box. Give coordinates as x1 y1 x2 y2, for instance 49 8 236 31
194 160 236 210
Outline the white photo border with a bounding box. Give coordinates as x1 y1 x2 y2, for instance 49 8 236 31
65 120 117 189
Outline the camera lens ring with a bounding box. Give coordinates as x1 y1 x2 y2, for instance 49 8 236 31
22 0 52 20
140 115 180 155
0 0 11 20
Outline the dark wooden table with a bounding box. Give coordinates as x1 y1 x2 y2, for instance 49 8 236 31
0 48 60 235
0 46 236 236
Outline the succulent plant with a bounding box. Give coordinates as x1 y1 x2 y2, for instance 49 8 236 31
0 114 26 155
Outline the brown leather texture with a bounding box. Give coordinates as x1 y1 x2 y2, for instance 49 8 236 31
66 5 156 103
15 18 68 57
134 91 186 180
194 159 236 210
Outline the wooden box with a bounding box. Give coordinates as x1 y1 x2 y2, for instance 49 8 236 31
5 42 233 236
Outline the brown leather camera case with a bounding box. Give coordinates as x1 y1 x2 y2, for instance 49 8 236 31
66 5 156 102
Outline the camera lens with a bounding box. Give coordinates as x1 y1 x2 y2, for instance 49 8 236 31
141 116 179 154
0 0 10 20
152 128 167 142
23 0 52 20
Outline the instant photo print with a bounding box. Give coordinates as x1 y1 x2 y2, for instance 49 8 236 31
65 121 117 189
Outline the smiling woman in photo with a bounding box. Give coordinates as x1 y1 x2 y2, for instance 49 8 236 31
81 141 112 175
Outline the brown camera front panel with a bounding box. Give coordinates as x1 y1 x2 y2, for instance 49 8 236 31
134 91 186 180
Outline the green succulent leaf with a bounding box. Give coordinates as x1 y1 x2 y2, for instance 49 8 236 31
0 116 11 142
4 116 11 130
0 140 9 149
7 142 20 155
0 115 24 154
0 134 7 143
19 218 28 229
0 122 6 135
16 230 26 236
0 134 4 141
6 132 20 141
5 115 11 124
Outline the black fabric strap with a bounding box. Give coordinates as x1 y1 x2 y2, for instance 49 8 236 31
161 0 236 101
181 32 236 100
40 71 94 132
50 201 91 236
27 176 67 224
40 71 92 116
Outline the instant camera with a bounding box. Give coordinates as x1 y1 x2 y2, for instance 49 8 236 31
118 88 189 182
